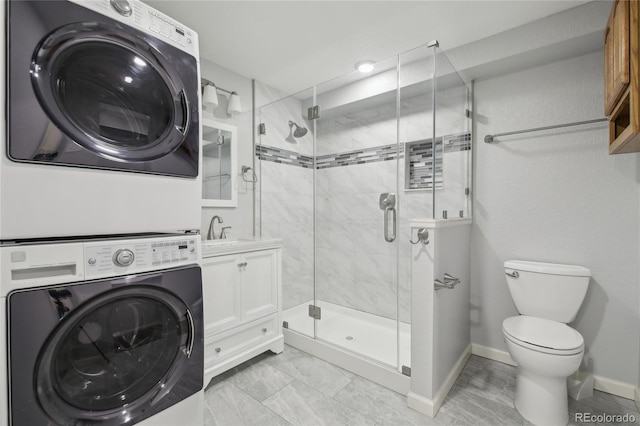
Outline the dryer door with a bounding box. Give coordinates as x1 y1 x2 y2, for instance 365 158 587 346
7 1 199 177
30 22 191 163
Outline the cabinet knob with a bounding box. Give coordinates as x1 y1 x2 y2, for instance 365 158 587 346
262 328 267 333
215 347 221 353
237 262 248 267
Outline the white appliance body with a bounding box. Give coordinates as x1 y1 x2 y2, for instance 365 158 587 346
1 0 202 240
0 234 204 425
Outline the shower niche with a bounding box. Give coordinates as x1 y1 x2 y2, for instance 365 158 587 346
256 42 471 415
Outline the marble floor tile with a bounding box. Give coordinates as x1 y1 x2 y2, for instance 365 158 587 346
333 376 438 426
204 347 639 426
204 380 290 426
262 380 374 426
263 344 355 397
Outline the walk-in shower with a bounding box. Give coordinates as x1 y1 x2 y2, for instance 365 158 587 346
255 42 471 393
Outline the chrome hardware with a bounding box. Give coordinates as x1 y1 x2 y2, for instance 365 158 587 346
401 365 412 377
113 249 134 267
220 226 232 239
242 166 258 183
459 210 464 218
238 262 247 268
435 273 461 291
215 347 221 353
505 270 520 278
308 105 320 120
262 328 267 333
110 0 132 16
410 228 429 245
258 123 266 135
308 304 322 320
379 193 397 243
442 210 448 219
207 215 223 240
282 321 289 329
185 309 195 358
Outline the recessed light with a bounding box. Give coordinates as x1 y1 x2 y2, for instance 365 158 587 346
355 60 375 73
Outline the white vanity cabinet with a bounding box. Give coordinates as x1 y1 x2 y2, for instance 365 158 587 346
202 240 284 384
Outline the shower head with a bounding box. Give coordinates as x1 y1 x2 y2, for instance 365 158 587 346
288 120 308 138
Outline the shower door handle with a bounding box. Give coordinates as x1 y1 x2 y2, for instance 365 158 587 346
380 193 396 243
384 205 396 242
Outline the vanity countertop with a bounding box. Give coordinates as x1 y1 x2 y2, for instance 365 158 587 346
201 238 283 257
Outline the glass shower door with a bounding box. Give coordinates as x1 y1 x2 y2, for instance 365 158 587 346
256 88 315 339
313 56 401 370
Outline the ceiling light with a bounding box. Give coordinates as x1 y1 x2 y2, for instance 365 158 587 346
355 61 375 73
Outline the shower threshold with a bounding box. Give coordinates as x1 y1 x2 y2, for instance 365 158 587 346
282 300 411 374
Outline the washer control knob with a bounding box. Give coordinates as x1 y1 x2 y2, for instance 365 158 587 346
113 249 135 267
88 258 97 265
110 0 132 16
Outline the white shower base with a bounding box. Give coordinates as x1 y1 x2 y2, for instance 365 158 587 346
283 300 411 372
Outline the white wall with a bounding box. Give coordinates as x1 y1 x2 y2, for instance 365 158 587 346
199 59 256 239
471 50 640 385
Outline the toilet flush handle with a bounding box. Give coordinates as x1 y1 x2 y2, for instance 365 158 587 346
505 270 519 278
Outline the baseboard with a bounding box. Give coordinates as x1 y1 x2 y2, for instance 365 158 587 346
471 343 636 400
471 343 517 366
408 344 472 417
634 387 640 412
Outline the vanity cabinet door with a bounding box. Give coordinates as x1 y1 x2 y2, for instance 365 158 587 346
202 254 242 336
241 250 279 323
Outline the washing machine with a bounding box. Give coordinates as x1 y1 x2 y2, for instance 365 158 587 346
1 0 202 240
0 234 205 425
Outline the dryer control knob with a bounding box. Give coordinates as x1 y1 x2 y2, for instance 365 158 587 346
113 249 135 267
110 0 132 16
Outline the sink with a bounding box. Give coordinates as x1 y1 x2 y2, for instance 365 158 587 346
203 238 254 247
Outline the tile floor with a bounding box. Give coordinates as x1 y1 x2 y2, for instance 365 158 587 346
204 345 639 426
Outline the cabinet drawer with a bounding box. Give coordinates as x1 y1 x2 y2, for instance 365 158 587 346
205 314 278 365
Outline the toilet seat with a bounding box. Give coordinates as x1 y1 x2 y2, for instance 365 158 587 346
503 315 584 355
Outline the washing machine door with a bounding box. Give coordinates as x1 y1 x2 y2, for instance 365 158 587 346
8 266 204 425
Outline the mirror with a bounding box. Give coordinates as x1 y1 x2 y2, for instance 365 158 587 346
202 119 237 207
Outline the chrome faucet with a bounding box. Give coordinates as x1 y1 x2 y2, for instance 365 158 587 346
207 215 223 240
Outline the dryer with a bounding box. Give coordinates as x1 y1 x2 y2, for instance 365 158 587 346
1 234 204 425
1 0 202 239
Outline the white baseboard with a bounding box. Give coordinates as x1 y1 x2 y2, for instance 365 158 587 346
408 344 472 417
634 387 640 412
471 343 636 400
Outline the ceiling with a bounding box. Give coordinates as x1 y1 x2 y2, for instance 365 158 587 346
144 1 592 94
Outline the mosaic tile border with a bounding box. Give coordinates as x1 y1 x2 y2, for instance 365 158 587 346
255 145 314 169
255 132 470 172
316 143 402 169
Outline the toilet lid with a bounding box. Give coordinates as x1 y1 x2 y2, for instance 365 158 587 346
503 316 584 353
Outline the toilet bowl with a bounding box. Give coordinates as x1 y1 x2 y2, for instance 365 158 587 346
503 260 590 426
503 316 584 426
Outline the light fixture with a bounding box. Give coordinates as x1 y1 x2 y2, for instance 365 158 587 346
202 83 219 108
355 60 375 73
227 92 242 115
201 78 242 115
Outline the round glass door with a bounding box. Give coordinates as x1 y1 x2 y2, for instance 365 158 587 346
31 22 191 162
35 287 194 425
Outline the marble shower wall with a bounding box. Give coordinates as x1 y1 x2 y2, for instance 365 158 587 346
257 87 469 323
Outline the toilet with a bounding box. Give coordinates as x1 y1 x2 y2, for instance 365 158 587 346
502 260 590 426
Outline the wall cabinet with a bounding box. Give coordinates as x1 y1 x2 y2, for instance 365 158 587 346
202 245 283 384
605 0 640 154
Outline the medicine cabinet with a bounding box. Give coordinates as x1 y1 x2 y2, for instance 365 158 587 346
202 119 237 207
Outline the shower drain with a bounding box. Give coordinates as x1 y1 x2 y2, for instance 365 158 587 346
345 336 354 341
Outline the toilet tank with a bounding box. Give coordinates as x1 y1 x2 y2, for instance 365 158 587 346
504 260 591 323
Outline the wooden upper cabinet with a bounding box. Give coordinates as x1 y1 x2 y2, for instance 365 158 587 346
604 0 629 116
605 0 640 154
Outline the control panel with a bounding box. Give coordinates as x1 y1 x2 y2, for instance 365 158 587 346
85 235 198 278
67 0 198 57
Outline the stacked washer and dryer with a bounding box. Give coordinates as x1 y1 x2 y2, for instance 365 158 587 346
1 0 206 424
